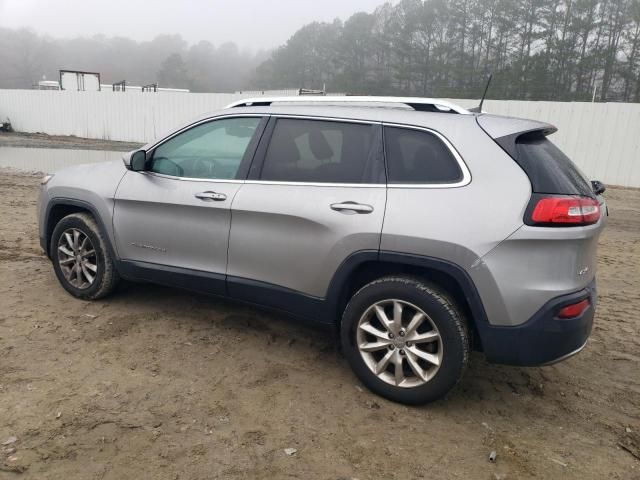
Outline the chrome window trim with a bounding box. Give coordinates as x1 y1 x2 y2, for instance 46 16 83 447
243 180 384 188
257 114 383 186
139 172 384 188
142 114 265 182
382 122 472 189
139 113 471 189
140 171 245 184
257 115 470 189
145 113 266 155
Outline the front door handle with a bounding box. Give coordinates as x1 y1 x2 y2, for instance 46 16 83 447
195 191 227 201
330 202 374 214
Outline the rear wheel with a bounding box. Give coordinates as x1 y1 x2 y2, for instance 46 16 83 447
51 213 119 300
341 276 469 404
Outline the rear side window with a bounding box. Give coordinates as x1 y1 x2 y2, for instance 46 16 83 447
260 119 380 183
384 127 462 184
515 133 593 196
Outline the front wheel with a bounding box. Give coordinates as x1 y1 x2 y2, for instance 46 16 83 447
50 212 119 300
340 276 469 405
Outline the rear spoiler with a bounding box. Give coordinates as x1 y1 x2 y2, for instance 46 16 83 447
477 114 556 138
476 114 557 159
477 114 603 198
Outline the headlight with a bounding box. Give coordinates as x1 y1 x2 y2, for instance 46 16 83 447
41 174 54 185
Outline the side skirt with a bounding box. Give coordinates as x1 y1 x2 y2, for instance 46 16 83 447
117 260 226 296
117 260 333 324
226 276 330 323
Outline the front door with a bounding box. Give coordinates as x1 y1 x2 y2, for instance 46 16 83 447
113 116 265 292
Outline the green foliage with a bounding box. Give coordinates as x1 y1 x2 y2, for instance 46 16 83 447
251 0 640 102
1 1 638 101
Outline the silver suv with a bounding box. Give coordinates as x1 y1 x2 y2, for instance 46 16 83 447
38 97 607 404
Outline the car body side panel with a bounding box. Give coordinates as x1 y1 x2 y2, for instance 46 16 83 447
113 171 241 274
473 219 604 326
38 160 127 255
380 118 533 326
227 183 386 298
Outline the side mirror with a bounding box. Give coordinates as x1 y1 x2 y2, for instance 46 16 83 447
591 180 606 195
123 149 147 171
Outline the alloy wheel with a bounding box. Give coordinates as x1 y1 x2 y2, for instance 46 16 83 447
356 299 443 388
57 228 98 289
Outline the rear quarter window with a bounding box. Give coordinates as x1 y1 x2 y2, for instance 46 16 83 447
384 127 463 184
515 133 593 196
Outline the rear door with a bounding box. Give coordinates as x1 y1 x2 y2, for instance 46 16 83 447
113 116 265 292
226 116 386 311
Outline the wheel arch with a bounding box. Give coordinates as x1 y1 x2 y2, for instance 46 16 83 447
44 199 116 260
327 251 489 350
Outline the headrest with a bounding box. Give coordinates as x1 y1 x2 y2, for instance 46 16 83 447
309 129 334 160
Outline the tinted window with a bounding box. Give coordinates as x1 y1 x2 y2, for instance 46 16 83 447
149 117 260 179
515 133 593 196
384 127 462 184
260 119 379 183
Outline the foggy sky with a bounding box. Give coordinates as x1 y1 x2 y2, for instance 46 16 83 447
0 0 391 50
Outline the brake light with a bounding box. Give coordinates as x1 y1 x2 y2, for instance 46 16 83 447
529 196 600 226
557 299 590 319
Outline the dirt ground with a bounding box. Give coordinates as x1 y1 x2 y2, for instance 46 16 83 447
0 167 638 480
0 132 142 152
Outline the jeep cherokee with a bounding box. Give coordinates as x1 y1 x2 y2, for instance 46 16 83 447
37 97 607 404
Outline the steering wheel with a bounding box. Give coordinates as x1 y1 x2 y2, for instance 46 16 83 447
193 157 219 178
151 156 184 177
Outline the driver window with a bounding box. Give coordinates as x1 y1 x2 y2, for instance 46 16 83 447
149 117 261 179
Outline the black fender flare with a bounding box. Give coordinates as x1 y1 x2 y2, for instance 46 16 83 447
325 250 490 330
43 198 118 260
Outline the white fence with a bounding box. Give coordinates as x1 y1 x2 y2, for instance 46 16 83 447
0 90 248 144
449 98 640 188
0 89 639 187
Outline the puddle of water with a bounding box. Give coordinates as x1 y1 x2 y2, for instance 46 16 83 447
0 147 123 173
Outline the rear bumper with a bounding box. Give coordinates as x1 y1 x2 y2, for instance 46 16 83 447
480 280 596 366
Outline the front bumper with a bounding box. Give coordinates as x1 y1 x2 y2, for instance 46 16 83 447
39 235 48 255
479 280 596 366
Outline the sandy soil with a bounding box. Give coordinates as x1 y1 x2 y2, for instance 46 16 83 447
0 168 638 479
0 132 142 152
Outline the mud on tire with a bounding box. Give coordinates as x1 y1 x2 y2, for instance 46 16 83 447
340 276 469 405
50 212 119 300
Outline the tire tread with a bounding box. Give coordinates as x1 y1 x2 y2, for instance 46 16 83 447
341 275 470 404
51 212 119 300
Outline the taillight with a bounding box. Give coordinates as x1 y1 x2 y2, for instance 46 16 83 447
527 195 600 226
557 299 590 319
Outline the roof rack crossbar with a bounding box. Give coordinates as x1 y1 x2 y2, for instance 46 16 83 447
225 96 471 114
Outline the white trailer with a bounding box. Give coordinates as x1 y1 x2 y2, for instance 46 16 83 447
59 70 101 91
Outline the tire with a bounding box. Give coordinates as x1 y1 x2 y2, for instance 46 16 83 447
341 276 469 405
50 212 119 300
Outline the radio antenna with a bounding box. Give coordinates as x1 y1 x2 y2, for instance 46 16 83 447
469 73 492 113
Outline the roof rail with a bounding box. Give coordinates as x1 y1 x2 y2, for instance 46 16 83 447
225 96 471 114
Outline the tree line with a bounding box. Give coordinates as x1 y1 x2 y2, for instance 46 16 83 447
1 0 639 102
253 0 640 102
0 29 266 92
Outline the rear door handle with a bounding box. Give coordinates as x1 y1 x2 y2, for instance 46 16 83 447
330 202 374 214
195 191 227 201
